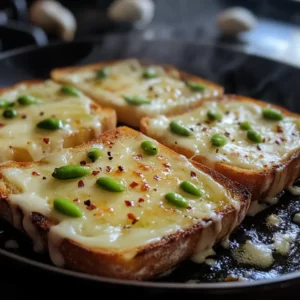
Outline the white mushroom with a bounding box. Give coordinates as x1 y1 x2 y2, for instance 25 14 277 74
29 0 77 41
107 0 155 29
216 6 257 36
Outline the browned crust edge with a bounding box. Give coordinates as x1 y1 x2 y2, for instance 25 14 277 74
140 95 300 201
0 126 250 280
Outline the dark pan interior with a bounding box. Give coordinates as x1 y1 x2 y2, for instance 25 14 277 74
0 34 300 294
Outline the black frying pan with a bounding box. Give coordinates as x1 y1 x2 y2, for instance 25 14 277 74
0 34 300 298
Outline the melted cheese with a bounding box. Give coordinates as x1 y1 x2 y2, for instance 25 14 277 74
288 185 300 196
146 99 300 170
293 213 300 224
266 214 281 228
272 232 296 255
1 132 239 266
0 80 102 162
60 59 221 116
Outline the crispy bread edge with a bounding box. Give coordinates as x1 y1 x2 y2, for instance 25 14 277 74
0 126 250 280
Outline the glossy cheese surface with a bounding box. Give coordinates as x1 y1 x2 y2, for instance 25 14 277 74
146 99 300 170
61 59 221 113
1 133 238 255
0 80 103 162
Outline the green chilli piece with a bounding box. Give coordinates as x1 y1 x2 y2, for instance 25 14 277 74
262 108 283 121
247 129 262 143
96 68 108 79
142 69 157 79
211 134 227 147
87 147 102 162
141 140 158 155
169 120 192 136
52 165 91 180
61 85 80 97
186 81 206 92
165 192 189 208
123 95 151 105
240 121 251 130
37 118 63 130
53 197 82 218
17 95 40 105
180 181 202 197
3 108 17 119
207 109 222 121
0 99 11 108
96 177 125 192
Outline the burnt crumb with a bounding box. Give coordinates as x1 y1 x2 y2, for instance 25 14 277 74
21 114 27 119
292 132 297 136
257 145 261 151
109 157 113 160
106 166 112 172
9 146 12 149
262 138 266 143
275 140 281 145
39 112 44 116
190 171 196 177
78 180 84 188
86 204 96 211
231 139 235 142
32 171 40 176
118 166 124 172
31 212 51 232
196 123 202 126
92 170 100 176
175 141 178 144
216 149 219 153
124 200 134 207
43 138 50 144
84 199 96 210
189 128 194 132
42 176 46 180
202 127 207 132
276 124 284 133
225 111 230 115
153 188 157 192
225 132 230 137
280 137 287 142
127 213 139 224
187 206 192 210
99 167 103 171
84 199 91 206
148 86 153 91
73 198 79 202
138 198 145 203
154 175 161 181
80 160 86 166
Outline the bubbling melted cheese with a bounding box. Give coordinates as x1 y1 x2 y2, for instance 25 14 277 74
0 80 102 162
2 133 239 266
61 59 221 114
146 99 300 170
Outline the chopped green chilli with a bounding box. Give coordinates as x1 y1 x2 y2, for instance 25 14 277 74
247 129 262 143
186 81 206 92
96 68 108 79
262 108 283 121
0 99 11 108
37 118 63 130
53 197 82 218
142 69 157 79
207 109 222 121
61 85 80 97
87 147 102 162
52 165 91 180
165 192 189 208
180 181 202 196
3 108 17 119
169 120 192 136
240 121 251 130
123 95 151 105
211 134 227 147
141 140 158 155
96 177 125 192
17 95 40 105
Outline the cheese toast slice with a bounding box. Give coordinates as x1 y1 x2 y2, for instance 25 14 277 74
0 126 250 280
50 58 224 128
0 80 116 162
140 95 300 202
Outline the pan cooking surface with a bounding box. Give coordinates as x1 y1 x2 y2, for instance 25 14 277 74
0 35 299 287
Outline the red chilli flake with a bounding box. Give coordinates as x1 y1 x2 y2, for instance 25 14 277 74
124 200 134 207
78 180 84 188
80 160 86 166
43 138 50 144
133 154 143 160
106 166 112 172
32 171 40 176
190 171 196 178
138 198 145 203
163 163 171 168
92 170 100 176
141 180 150 191
127 213 139 224
130 181 139 188
73 198 79 202
153 175 161 181
0 123 5 128
86 204 96 211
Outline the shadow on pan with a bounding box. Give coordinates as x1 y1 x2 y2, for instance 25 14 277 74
0 35 299 297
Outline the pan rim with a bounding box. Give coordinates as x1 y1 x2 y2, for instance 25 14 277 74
0 34 299 290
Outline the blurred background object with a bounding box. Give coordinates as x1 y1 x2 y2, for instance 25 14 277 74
1 0 300 67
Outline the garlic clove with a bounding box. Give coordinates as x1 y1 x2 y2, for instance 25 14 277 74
216 6 257 36
29 0 77 41
107 0 155 28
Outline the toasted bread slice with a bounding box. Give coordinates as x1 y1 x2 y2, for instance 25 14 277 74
140 95 300 202
0 126 250 280
50 58 224 128
0 79 116 162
